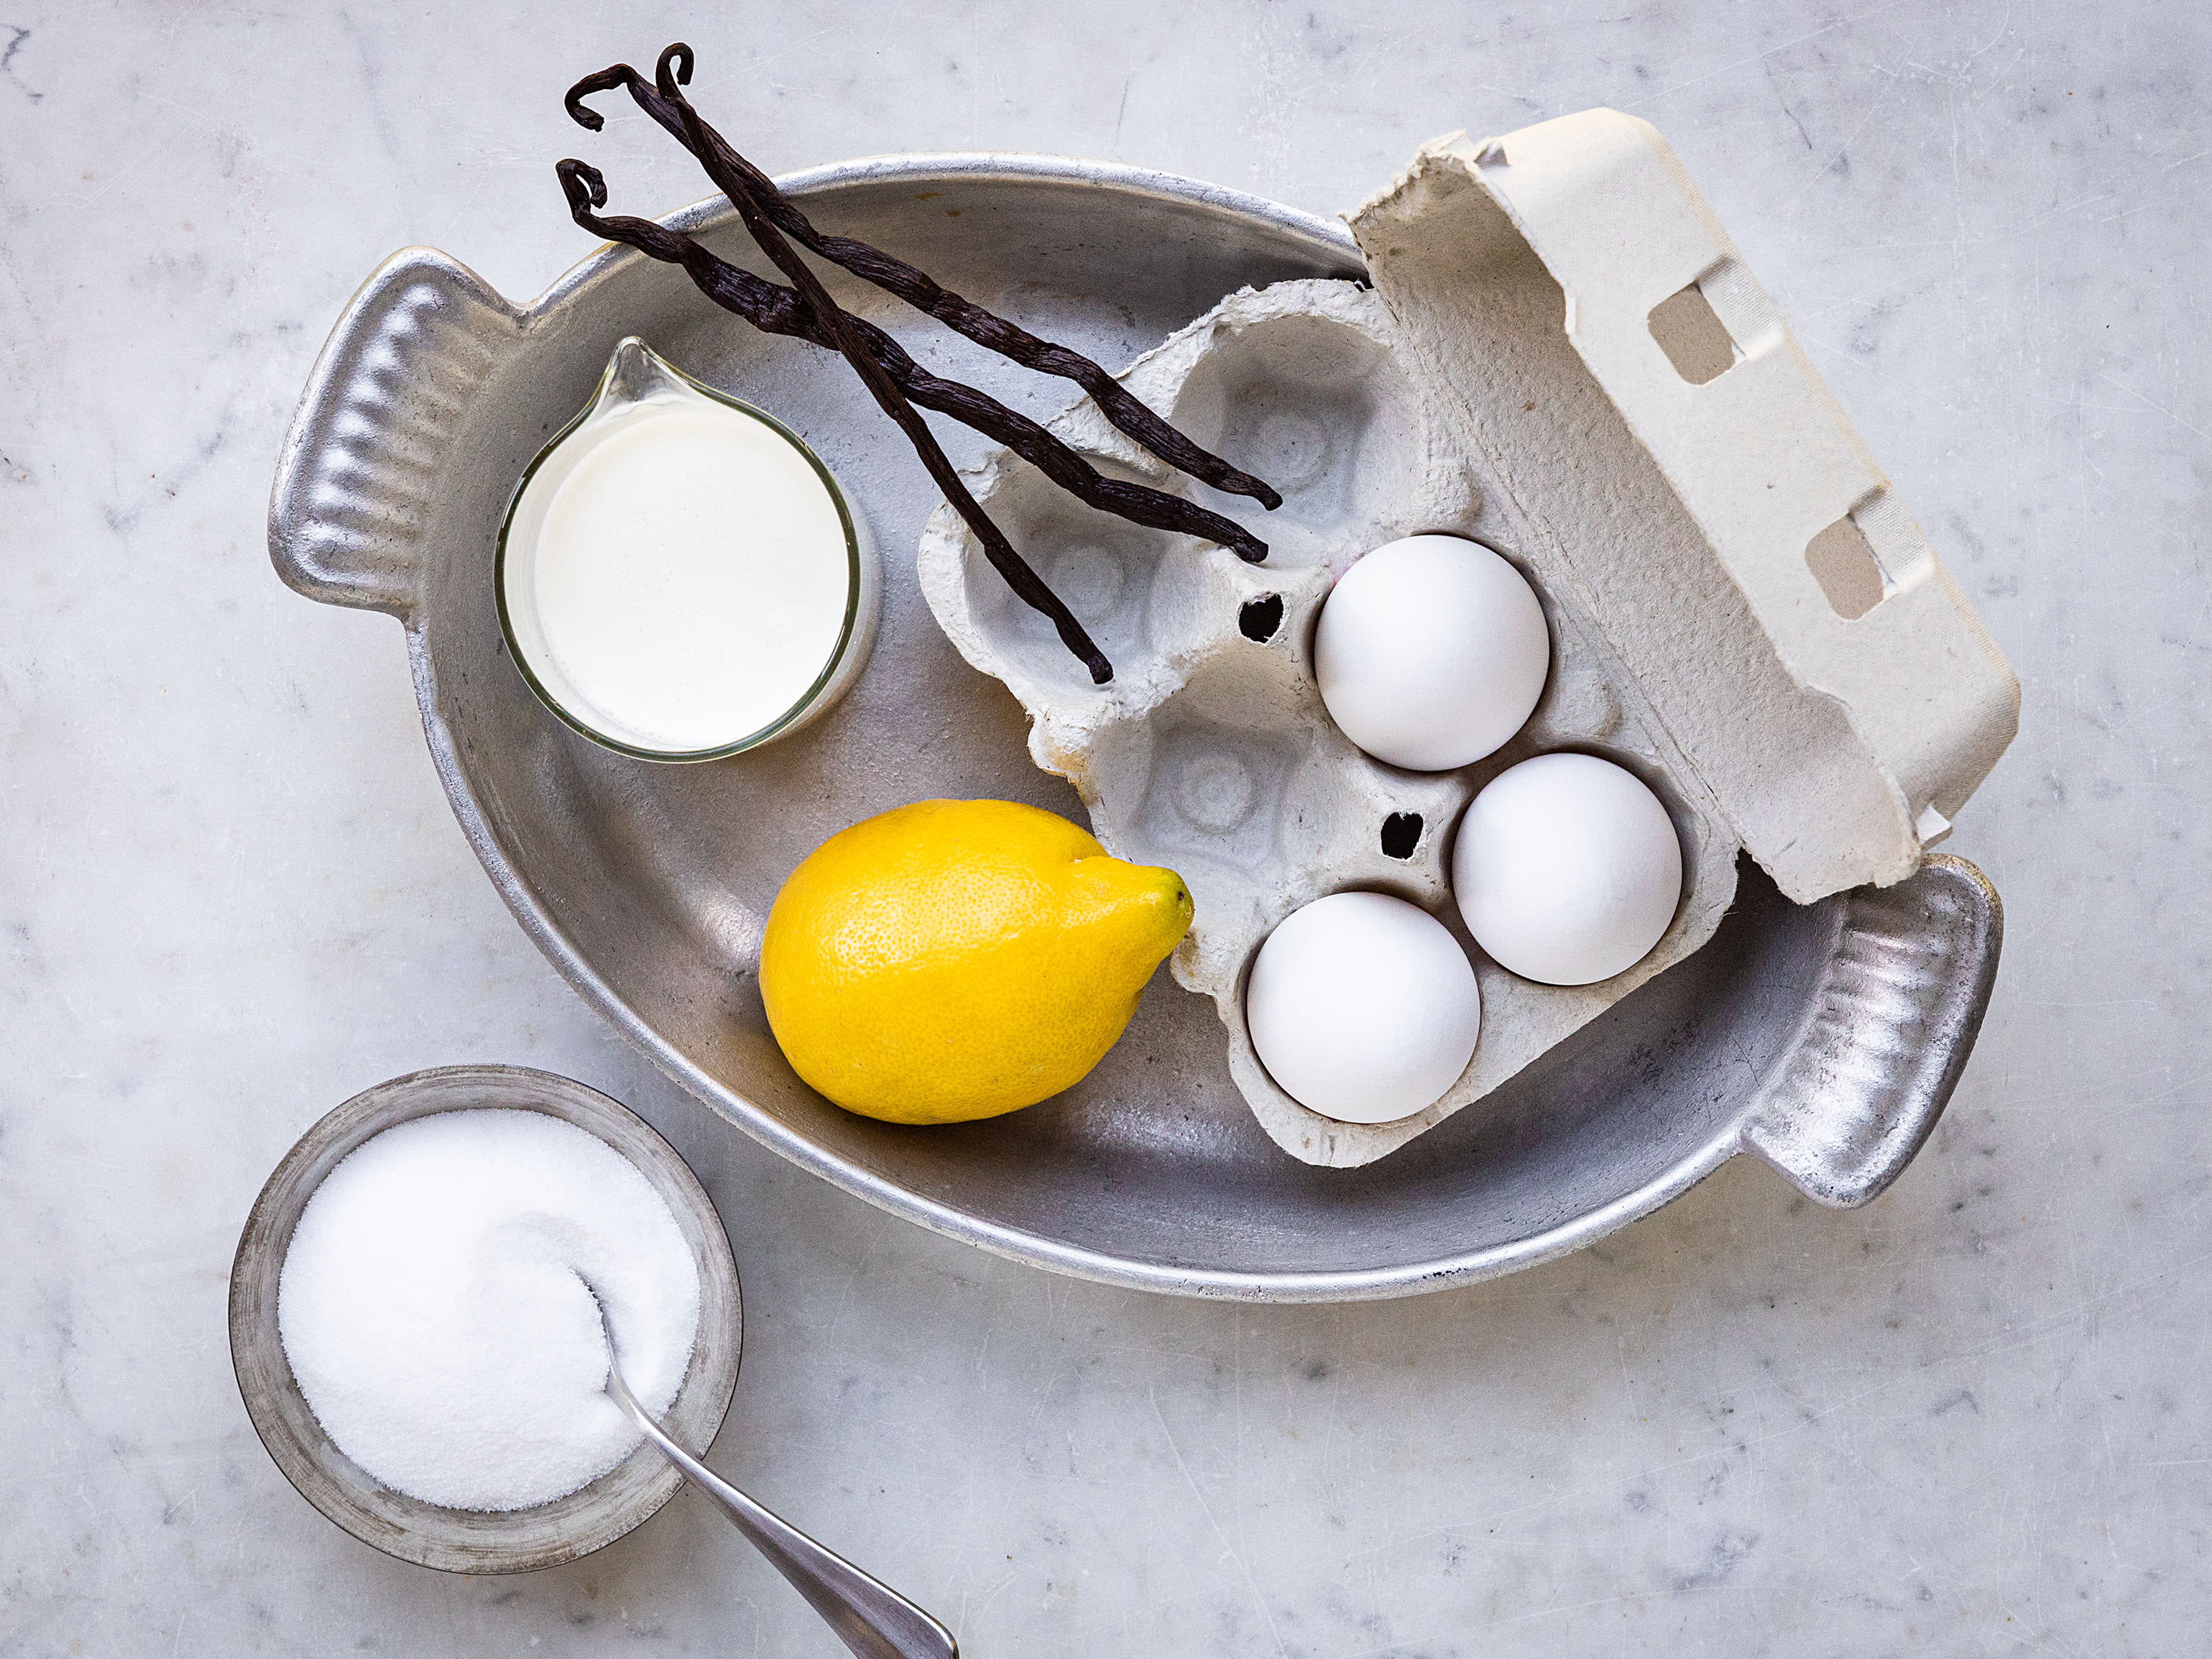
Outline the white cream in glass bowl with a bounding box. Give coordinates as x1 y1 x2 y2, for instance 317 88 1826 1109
497 336 879 761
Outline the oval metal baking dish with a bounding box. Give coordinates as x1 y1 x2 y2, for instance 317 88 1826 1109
268 154 2001 1302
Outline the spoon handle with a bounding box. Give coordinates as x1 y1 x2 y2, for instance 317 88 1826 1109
612 1392 958 1659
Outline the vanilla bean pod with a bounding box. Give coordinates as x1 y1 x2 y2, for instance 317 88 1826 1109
555 162 1267 566
567 50 1281 513
568 47 1268 559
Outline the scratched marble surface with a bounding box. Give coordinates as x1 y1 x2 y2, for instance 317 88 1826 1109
4 1 2207 1653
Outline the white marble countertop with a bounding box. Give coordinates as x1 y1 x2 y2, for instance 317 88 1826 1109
6 1 2205 1653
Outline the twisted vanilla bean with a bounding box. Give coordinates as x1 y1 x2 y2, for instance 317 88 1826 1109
556 43 1291 678
563 52 1267 564
566 50 1281 512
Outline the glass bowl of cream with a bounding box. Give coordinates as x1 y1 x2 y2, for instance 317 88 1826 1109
496 337 880 761
228 1065 742 1573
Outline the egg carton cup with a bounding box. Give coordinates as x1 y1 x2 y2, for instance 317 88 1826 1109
918 112 2017 1168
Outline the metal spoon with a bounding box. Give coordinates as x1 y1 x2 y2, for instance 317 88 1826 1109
581 1279 957 1659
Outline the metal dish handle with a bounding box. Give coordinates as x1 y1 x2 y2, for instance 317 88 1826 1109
1741 854 2003 1208
268 248 521 619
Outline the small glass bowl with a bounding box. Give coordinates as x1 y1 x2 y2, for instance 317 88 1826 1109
228 1065 742 1573
495 337 881 763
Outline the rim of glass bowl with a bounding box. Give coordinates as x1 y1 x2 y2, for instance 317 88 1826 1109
493 339 866 764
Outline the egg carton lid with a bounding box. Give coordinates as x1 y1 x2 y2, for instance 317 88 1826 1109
1350 114 2017 904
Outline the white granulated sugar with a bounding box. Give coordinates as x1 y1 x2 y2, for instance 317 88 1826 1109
277 1108 701 1512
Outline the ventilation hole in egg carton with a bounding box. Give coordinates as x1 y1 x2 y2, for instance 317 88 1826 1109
1805 510 1891 622
1238 594 1285 643
1379 812 1423 860
1648 281 1740 386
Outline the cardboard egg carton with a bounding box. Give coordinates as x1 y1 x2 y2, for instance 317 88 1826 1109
918 111 2017 1167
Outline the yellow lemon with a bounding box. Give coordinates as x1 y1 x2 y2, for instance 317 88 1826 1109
760 799 1192 1124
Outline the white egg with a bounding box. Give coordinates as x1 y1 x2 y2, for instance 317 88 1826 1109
1452 753 1683 986
1314 533 1551 772
1245 891 1481 1125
